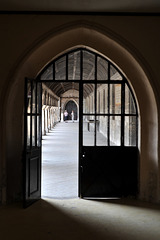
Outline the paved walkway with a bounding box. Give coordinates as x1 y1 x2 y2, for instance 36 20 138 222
42 120 110 198
42 121 79 198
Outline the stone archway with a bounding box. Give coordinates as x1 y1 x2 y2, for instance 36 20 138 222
64 100 78 121
3 23 159 203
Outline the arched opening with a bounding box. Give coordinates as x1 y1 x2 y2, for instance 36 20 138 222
34 47 138 201
65 100 78 121
4 25 159 204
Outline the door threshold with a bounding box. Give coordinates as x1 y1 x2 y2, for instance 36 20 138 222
82 197 121 200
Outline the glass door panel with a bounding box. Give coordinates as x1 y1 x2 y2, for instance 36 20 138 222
32 82 36 114
97 57 108 80
125 84 136 114
83 84 95 114
68 51 81 80
37 116 41 147
110 84 121 114
110 116 121 146
40 64 53 80
110 65 122 80
97 84 108 114
96 116 108 146
125 116 137 146
27 116 31 147
83 115 95 146
83 51 95 80
32 116 36 147
27 81 31 113
37 83 42 114
55 56 66 80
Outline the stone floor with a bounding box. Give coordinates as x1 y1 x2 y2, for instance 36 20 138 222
42 121 79 199
1 198 160 240
1 122 160 239
41 120 110 199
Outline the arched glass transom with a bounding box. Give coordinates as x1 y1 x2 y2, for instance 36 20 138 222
38 48 138 147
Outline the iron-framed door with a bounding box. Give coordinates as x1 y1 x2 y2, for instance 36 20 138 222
79 82 139 198
80 145 138 198
23 78 42 207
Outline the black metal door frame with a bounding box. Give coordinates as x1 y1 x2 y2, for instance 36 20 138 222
24 47 139 201
79 78 139 198
24 78 42 207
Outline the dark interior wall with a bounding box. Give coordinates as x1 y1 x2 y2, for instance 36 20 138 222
0 14 160 203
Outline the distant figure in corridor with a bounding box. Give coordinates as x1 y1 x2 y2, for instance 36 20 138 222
71 110 74 122
64 110 68 122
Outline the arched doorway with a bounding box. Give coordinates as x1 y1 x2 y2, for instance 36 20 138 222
65 100 78 120
24 47 139 205
4 25 158 205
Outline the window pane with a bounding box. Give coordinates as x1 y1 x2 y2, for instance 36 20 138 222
83 84 95 114
110 84 121 114
96 116 108 146
97 57 108 80
40 64 53 80
27 116 31 147
110 65 122 80
55 56 66 80
37 83 41 114
125 116 137 146
83 116 95 146
97 84 108 114
68 51 80 80
83 51 95 80
110 116 121 146
125 84 136 114
27 81 31 113
37 116 41 147
32 116 36 147
32 82 36 113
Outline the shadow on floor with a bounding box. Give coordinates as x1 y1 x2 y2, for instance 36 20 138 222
1 198 160 240
0 199 109 240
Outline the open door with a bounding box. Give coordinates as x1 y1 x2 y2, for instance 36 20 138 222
23 78 42 207
26 48 138 200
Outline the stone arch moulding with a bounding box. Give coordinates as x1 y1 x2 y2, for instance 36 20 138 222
5 23 159 203
63 99 79 111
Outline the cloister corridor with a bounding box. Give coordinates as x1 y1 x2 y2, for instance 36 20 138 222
41 119 108 198
42 121 79 199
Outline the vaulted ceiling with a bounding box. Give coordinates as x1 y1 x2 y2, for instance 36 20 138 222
44 82 79 97
40 48 122 97
44 82 95 98
1 0 160 12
